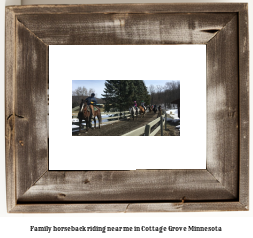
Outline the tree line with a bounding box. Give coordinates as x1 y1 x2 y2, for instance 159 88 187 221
72 81 180 110
72 86 96 108
72 86 95 97
102 80 151 112
149 81 180 109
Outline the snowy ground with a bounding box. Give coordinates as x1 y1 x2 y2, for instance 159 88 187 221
72 113 118 132
166 109 180 130
166 109 179 120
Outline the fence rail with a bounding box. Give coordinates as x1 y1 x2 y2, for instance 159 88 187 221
73 108 169 136
121 125 146 136
72 111 131 121
122 114 166 136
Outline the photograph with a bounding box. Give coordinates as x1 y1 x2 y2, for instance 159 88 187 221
72 80 180 136
3 1 250 219
49 44 205 170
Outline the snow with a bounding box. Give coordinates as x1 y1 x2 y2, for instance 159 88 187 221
102 114 112 117
72 118 79 123
166 109 180 123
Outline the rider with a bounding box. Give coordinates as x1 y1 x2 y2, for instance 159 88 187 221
133 101 138 113
154 104 157 113
85 93 97 118
141 101 146 111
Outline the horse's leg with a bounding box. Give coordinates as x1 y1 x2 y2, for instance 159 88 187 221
86 118 89 132
79 117 82 134
86 119 88 131
94 116 96 129
90 117 93 129
89 112 92 129
78 113 81 133
99 113 101 129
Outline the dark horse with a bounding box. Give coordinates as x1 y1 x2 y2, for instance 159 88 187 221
153 106 157 114
157 106 162 118
78 101 102 133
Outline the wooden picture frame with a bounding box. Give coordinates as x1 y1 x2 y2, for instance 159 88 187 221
5 3 249 213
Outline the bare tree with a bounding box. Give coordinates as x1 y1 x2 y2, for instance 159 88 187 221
72 86 88 96
149 84 156 104
88 88 96 95
163 81 180 108
156 85 163 104
148 81 180 108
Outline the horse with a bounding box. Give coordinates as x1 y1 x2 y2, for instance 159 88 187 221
129 106 140 120
139 106 146 117
153 106 157 114
148 105 152 112
78 101 101 133
157 106 162 118
90 105 102 129
78 101 91 133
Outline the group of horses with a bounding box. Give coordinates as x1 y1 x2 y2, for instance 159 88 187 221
149 105 158 114
129 105 161 120
150 105 163 117
77 101 162 133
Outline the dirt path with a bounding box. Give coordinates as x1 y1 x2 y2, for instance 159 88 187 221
154 122 180 136
73 111 158 136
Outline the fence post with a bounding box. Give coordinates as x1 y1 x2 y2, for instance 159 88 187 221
145 125 151 136
160 116 163 136
165 113 167 131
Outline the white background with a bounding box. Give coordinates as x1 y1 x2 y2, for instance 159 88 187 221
49 45 206 170
1 0 252 237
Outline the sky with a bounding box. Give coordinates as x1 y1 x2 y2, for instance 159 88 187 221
72 80 179 98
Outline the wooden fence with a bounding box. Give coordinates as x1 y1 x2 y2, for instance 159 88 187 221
73 109 169 136
122 114 166 136
72 110 132 121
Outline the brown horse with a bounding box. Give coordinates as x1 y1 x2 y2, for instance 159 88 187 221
149 105 152 112
78 101 91 133
78 102 102 133
153 106 157 114
89 105 102 129
157 106 162 118
139 106 145 118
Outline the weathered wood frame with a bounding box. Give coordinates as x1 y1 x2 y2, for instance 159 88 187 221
5 4 249 213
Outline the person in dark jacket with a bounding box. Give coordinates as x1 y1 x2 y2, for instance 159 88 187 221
85 93 97 117
153 104 157 113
